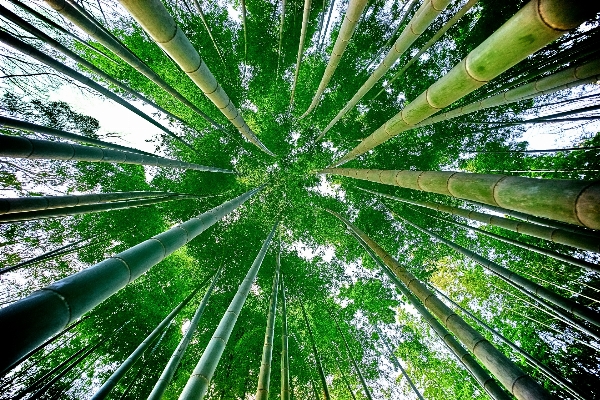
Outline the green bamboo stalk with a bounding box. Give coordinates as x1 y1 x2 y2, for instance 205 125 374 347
44 0 226 135
357 187 600 254
275 0 287 83
0 116 153 157
0 5 199 134
345 225 509 400
242 0 248 69
256 247 281 399
191 0 227 67
290 0 312 106
280 275 291 400
0 191 170 215
0 134 234 173
299 0 369 118
392 211 600 331
0 187 261 373
319 168 600 230
178 222 278 399
300 303 330 399
90 286 203 400
331 350 357 400
0 30 195 152
326 209 551 400
318 0 335 51
373 0 480 100
334 0 595 165
317 0 452 139
148 268 223 400
431 286 588 400
0 195 188 224
117 0 275 156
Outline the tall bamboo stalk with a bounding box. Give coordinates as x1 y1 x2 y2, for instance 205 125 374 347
178 222 278 399
0 134 233 173
317 0 452 139
0 187 261 373
332 350 357 400
326 209 551 400
345 225 509 400
299 0 369 118
319 167 600 230
280 275 291 400
392 211 600 330
318 0 335 51
91 286 203 399
300 303 330 399
357 187 600 253
191 0 227 66
256 248 281 399
44 0 226 134
290 0 312 106
0 116 152 157
275 0 287 82
334 0 594 165
118 0 275 156
148 268 222 400
0 30 195 152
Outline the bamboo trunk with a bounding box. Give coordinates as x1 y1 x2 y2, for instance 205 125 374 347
256 249 281 400
91 286 203 399
290 0 312 106
148 268 222 400
358 187 600 253
299 0 369 118
275 0 287 81
44 0 226 134
318 0 452 139
332 352 357 400
178 222 278 399
318 0 335 51
280 275 291 400
0 117 152 157
335 0 595 165
0 134 234 173
300 303 330 399
192 0 227 66
345 225 509 400
327 209 551 400
393 212 600 331
0 187 261 373
0 29 195 152
117 0 275 156
320 168 600 230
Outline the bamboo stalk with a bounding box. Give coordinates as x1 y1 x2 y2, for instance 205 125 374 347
335 0 595 165
280 275 291 400
300 303 330 399
178 222 278 399
118 0 275 156
0 187 261 373
319 168 600 230
290 0 312 106
191 0 227 67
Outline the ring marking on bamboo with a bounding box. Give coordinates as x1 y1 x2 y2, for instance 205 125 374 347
42 289 72 322
490 175 509 207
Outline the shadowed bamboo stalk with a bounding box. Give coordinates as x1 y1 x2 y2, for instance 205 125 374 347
357 187 600 253
280 275 290 400
431 285 588 400
90 286 204 400
0 134 234 173
300 303 330 399
334 0 596 165
317 0 452 139
191 0 226 66
374 0 480 100
44 0 226 134
299 0 369 118
275 0 287 82
326 209 551 400
345 225 510 400
256 247 281 399
118 0 275 156
242 0 248 68
332 350 357 400
319 168 600 230
290 0 312 106
0 117 152 157
0 5 198 134
318 0 335 51
0 191 170 215
0 30 195 152
178 222 278 399
148 268 223 400
392 211 600 330
0 187 261 373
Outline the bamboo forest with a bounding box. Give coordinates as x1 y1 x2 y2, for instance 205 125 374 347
1 0 600 398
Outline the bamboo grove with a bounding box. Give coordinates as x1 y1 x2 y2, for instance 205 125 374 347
0 0 599 399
